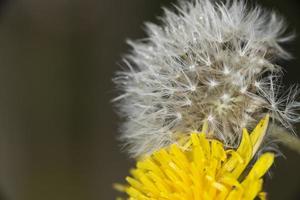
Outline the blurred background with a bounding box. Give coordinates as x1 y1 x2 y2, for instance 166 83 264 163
0 0 298 200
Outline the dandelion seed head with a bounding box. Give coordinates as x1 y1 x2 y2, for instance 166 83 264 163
113 0 300 157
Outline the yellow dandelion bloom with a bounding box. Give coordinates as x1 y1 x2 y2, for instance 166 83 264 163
118 115 274 200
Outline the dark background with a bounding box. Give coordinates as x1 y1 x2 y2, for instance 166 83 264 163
0 0 298 200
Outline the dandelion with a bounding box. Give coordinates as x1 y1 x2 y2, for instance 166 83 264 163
116 116 273 200
113 0 300 199
113 0 300 157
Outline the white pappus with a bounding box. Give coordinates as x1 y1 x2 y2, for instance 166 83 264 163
113 0 300 157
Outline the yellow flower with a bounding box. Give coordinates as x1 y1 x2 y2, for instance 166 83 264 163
118 115 274 200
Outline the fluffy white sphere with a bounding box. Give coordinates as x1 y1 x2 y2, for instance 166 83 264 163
113 0 300 157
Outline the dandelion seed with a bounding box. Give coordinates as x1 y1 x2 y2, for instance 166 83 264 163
258 59 265 65
254 81 261 88
189 64 196 71
176 112 182 120
207 114 215 122
223 65 231 75
240 86 247 94
221 93 230 102
209 80 218 87
190 85 197 91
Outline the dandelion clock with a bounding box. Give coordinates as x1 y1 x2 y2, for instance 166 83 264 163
113 0 300 199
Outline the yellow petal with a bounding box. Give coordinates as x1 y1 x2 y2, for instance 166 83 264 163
244 153 274 180
250 114 269 155
231 129 253 178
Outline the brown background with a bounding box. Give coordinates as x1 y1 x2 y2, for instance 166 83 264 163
0 0 298 200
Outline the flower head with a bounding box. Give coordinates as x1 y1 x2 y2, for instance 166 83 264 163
117 115 273 200
113 0 300 157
